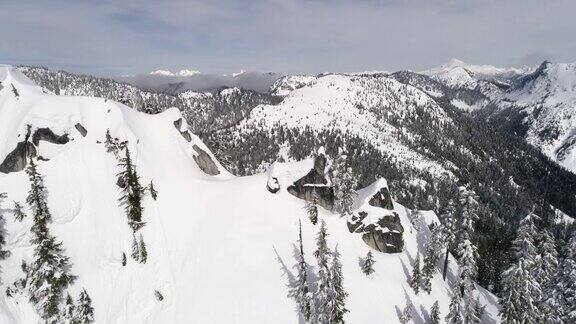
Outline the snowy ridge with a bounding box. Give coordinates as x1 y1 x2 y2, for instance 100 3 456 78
0 66 498 322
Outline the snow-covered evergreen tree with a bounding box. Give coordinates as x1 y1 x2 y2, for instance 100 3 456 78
399 302 413 324
117 147 147 232
429 300 440 324
361 251 375 276
305 197 318 225
62 294 75 322
313 219 332 324
455 188 479 298
409 254 421 294
329 246 348 323
289 220 311 321
471 296 485 324
421 225 441 294
559 233 576 323
138 234 148 264
536 229 561 319
0 193 10 261
499 214 542 324
73 289 95 323
440 199 457 281
12 200 27 222
445 281 463 324
24 159 78 323
104 129 125 158
131 235 140 262
332 154 357 217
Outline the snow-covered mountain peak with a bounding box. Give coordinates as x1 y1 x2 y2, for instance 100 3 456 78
149 69 202 77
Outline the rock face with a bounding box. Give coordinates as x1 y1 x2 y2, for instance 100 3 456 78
75 123 88 137
347 181 405 253
287 153 334 210
192 145 220 175
32 127 69 146
368 187 394 210
0 141 36 174
266 177 280 193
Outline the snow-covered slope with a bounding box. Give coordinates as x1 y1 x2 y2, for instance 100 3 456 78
0 66 498 323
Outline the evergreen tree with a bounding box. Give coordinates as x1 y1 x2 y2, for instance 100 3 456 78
0 193 10 261
361 251 375 276
121 252 127 266
13 200 27 222
471 296 485 324
537 230 561 319
149 181 158 201
313 219 332 324
73 289 95 323
422 225 441 294
410 254 421 294
117 147 147 232
399 302 413 324
62 294 75 322
24 159 77 322
329 246 348 323
499 214 541 324
138 234 147 264
455 188 479 297
445 281 463 324
441 199 457 281
559 233 576 323
104 130 125 157
332 154 357 217
289 220 311 321
429 300 441 324
131 235 140 262
305 197 318 225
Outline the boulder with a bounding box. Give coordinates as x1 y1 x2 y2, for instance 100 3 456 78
32 127 69 146
173 118 183 130
286 153 334 210
192 145 220 175
267 177 280 193
0 141 36 174
368 186 394 210
361 212 404 253
75 123 88 137
180 131 192 142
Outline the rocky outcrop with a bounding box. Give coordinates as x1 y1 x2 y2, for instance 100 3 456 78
75 123 88 137
347 211 404 253
267 177 280 193
287 153 334 210
0 141 36 174
32 127 69 146
192 145 220 175
180 131 192 142
368 187 394 210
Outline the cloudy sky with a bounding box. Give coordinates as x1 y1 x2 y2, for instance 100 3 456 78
1 0 575 76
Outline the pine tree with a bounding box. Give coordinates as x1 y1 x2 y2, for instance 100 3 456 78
305 197 318 225
131 235 140 262
559 233 576 323
361 251 375 276
441 199 457 281
62 294 75 322
445 281 463 324
332 154 357 217
24 158 78 322
0 193 10 261
429 300 441 324
73 289 94 323
121 252 127 266
537 229 560 319
149 181 158 201
399 302 413 324
410 254 421 294
499 214 542 324
117 147 146 232
313 219 332 324
13 200 27 222
329 246 348 323
471 296 485 324
422 225 441 294
289 220 311 321
138 234 147 264
455 188 478 298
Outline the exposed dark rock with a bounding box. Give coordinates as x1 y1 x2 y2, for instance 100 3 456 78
0 141 36 174
192 145 220 175
361 212 404 253
287 153 334 210
368 187 394 210
75 123 88 137
173 118 183 130
347 211 368 233
37 156 50 161
267 177 280 193
180 131 192 142
32 128 69 146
